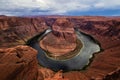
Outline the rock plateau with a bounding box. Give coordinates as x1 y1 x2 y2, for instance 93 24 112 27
40 18 77 57
0 15 120 80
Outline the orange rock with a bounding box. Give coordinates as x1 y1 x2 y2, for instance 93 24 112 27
0 16 48 48
44 71 69 80
40 18 77 57
0 46 38 80
0 15 120 80
38 68 55 79
63 71 89 80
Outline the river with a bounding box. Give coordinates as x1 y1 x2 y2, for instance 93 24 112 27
27 29 100 71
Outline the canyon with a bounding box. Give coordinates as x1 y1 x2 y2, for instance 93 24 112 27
40 18 77 57
0 15 120 80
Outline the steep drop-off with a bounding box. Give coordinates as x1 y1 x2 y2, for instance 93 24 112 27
0 16 120 80
0 46 38 80
40 18 78 57
0 16 48 48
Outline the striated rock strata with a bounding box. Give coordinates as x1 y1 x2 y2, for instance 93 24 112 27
0 16 120 80
70 16 120 80
40 18 77 57
0 16 48 48
0 46 38 80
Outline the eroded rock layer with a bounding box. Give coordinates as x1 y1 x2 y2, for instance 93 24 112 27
0 16 120 80
40 18 77 57
0 46 38 80
0 16 48 48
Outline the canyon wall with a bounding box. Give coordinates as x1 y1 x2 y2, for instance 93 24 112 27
40 18 77 56
0 15 120 80
0 16 48 48
0 46 38 80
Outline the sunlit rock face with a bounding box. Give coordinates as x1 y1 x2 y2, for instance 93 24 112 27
40 18 77 57
0 46 38 80
0 16 48 48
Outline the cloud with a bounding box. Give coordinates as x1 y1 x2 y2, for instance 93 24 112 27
93 0 120 9
94 2 105 8
0 0 120 16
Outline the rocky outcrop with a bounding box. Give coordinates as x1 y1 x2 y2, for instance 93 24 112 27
0 16 120 80
37 68 55 80
44 71 69 80
0 46 38 80
70 16 120 80
0 16 48 48
63 71 89 80
40 18 77 57
43 16 120 80
103 67 120 80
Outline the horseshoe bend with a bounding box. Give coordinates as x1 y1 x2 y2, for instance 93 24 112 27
0 15 120 80
39 18 83 60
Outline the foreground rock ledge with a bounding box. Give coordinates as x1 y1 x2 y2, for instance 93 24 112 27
0 46 38 80
0 16 120 80
0 45 70 80
40 18 78 58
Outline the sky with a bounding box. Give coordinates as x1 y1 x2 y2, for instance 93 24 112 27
0 0 120 16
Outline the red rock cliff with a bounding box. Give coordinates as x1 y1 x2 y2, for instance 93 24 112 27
0 46 38 80
0 16 48 48
40 18 77 57
0 16 120 80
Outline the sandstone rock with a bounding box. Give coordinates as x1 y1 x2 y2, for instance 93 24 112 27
103 67 120 80
0 15 120 80
38 68 55 79
0 16 48 48
44 71 69 80
63 71 88 80
40 18 77 57
72 16 120 80
0 46 38 80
